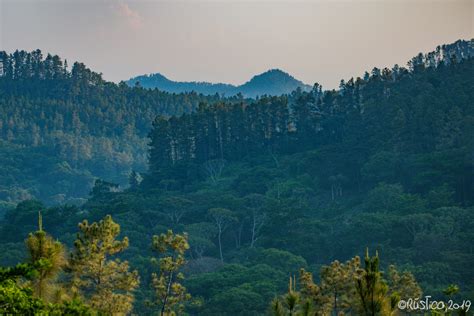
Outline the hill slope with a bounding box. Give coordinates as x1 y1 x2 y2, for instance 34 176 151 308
0 39 472 314
0 51 233 207
127 69 312 97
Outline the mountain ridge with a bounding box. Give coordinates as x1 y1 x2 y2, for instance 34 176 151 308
126 68 312 97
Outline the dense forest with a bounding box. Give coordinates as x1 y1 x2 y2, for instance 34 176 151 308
0 39 473 315
0 51 241 209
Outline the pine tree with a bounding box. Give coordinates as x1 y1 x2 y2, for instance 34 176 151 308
271 253 423 316
320 257 358 315
151 230 191 316
25 211 65 302
299 268 328 314
387 265 422 313
271 275 315 316
149 116 172 172
353 249 390 316
68 215 139 315
387 265 422 300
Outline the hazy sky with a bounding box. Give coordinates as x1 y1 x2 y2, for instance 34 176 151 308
1 0 472 88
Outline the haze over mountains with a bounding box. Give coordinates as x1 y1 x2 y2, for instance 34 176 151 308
0 39 473 315
127 69 312 97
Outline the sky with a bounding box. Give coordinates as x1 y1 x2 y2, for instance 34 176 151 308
0 0 472 89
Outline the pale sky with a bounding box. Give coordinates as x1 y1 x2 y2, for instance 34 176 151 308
0 0 473 88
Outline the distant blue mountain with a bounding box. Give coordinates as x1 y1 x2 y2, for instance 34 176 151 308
126 69 312 98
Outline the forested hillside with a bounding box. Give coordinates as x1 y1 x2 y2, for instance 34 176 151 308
127 69 312 98
0 51 238 208
0 40 472 314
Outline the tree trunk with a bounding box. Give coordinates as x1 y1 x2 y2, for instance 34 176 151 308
218 227 224 262
250 216 257 248
161 271 174 316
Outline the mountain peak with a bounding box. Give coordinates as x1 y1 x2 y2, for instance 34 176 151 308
238 69 311 96
132 73 170 85
247 69 301 83
127 69 311 98
258 68 291 75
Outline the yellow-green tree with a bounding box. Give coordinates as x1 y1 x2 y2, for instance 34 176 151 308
354 249 390 316
387 265 422 306
151 229 191 316
271 251 423 316
25 211 65 302
271 275 315 316
320 256 359 314
299 268 325 314
69 215 139 315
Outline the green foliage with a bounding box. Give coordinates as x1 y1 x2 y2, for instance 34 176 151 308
187 263 285 315
0 279 95 315
0 40 473 314
320 257 360 314
231 248 307 275
69 215 139 314
387 264 422 312
0 50 229 204
272 253 423 316
151 230 191 315
185 222 217 259
51 298 94 315
443 284 460 297
0 229 94 315
0 263 36 282
364 183 425 214
353 250 390 315
25 212 66 301
0 279 47 314
207 285 264 316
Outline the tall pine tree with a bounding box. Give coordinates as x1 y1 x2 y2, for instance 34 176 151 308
68 215 139 315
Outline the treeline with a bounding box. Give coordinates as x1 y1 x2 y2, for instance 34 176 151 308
0 50 241 206
1 39 473 314
146 39 473 205
0 40 471 205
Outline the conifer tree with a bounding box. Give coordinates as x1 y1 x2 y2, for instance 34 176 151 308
151 230 191 316
271 253 424 316
69 215 139 315
387 265 422 301
1 250 93 315
271 275 315 316
149 116 172 172
25 211 65 302
353 249 390 316
299 270 327 315
320 256 359 314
